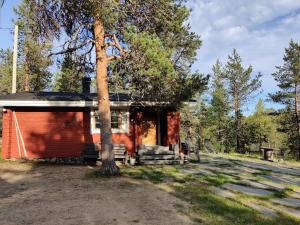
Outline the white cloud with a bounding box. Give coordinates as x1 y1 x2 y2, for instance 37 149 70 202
186 0 300 112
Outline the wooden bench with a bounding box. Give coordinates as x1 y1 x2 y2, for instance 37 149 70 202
83 144 127 164
260 147 280 161
112 144 127 163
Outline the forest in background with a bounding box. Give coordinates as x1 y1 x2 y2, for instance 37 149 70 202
0 0 300 161
181 41 300 160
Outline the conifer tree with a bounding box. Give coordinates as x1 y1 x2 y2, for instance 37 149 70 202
270 40 300 159
15 0 52 92
224 49 262 153
0 48 25 93
53 54 85 92
209 60 230 152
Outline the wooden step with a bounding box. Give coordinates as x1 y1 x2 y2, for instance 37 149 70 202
138 149 174 155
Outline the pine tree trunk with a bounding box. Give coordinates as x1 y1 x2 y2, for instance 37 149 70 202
294 85 300 160
94 19 120 176
235 109 241 153
24 45 29 92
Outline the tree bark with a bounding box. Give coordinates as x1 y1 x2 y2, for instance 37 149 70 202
94 18 120 176
24 45 30 92
294 85 300 160
24 64 29 92
235 107 241 153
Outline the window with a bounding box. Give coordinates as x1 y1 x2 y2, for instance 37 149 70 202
91 109 129 134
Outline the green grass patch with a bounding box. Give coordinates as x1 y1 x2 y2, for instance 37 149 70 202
253 169 273 176
273 188 294 199
202 173 233 186
0 146 5 163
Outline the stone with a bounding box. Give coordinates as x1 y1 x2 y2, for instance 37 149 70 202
271 198 300 207
276 206 300 219
210 187 236 198
258 180 286 191
223 183 273 196
238 180 270 189
242 202 278 218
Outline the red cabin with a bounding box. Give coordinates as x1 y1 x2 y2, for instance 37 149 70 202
0 90 181 164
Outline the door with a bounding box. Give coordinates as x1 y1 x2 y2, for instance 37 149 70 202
141 115 157 145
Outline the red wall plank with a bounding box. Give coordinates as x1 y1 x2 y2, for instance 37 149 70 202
167 112 180 145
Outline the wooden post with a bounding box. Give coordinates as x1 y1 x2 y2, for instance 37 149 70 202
12 24 18 94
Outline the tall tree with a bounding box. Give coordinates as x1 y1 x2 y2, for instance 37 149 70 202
224 49 262 153
15 0 52 92
244 99 272 149
53 54 85 92
0 48 25 93
0 49 14 94
270 40 300 159
208 60 230 152
31 0 207 175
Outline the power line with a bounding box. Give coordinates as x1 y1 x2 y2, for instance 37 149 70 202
0 27 13 30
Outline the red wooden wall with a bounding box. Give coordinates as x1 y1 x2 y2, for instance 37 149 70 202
1 107 180 160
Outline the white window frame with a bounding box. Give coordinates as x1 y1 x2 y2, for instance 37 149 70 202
90 109 130 134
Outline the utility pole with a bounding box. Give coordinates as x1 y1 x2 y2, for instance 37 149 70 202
12 24 18 93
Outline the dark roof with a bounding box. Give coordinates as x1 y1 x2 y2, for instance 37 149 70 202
0 92 131 102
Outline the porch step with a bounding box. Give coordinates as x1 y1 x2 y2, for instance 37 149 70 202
138 145 180 165
138 145 174 155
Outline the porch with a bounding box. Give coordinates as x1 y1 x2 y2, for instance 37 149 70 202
132 108 181 164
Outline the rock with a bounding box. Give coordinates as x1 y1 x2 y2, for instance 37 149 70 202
223 183 273 196
271 198 300 207
210 187 236 198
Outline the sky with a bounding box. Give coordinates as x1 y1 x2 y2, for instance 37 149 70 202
1 0 300 114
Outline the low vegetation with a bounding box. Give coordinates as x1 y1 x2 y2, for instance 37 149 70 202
121 165 300 225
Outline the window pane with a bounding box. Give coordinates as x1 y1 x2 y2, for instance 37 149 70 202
93 110 127 131
96 121 101 129
111 111 120 129
95 114 100 129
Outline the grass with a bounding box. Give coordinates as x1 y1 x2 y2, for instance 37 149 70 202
219 152 300 168
273 188 294 199
253 169 273 176
202 173 233 186
121 165 300 225
0 145 4 163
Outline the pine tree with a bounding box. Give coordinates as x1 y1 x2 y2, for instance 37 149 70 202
270 40 300 159
53 54 85 92
209 60 230 152
0 48 25 93
245 99 272 149
224 49 262 153
29 0 208 175
15 0 52 92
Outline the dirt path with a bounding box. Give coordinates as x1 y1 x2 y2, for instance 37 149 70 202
0 163 191 225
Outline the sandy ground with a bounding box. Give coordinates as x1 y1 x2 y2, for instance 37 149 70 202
0 163 191 225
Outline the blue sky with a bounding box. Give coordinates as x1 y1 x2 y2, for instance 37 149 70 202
1 0 300 114
187 0 300 113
